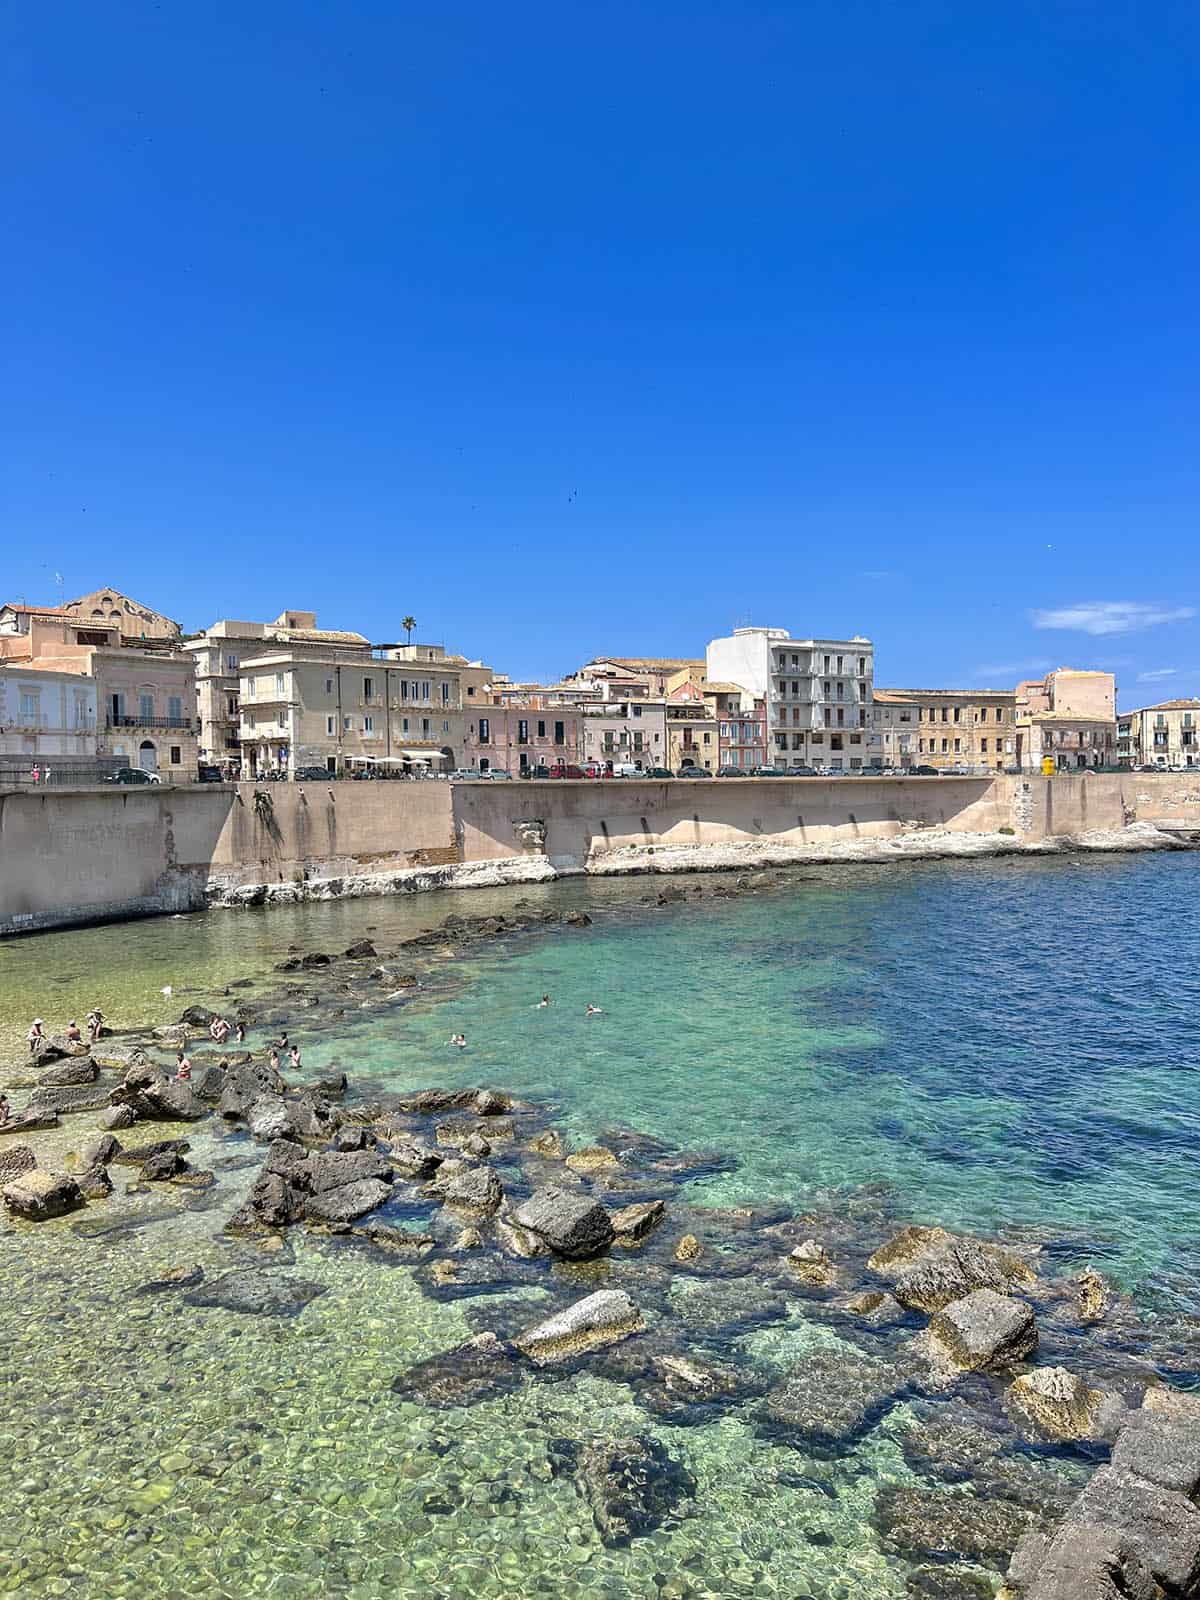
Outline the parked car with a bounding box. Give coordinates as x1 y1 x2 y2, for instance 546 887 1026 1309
523 765 551 779
645 766 674 778
610 762 642 778
548 763 586 779
754 765 787 777
197 764 224 783
785 764 818 776
716 765 747 777
446 768 478 781
105 767 160 785
911 765 939 776
678 764 709 778
293 765 332 781
484 768 512 780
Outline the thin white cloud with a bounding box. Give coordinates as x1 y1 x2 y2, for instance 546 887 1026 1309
1137 667 1179 682
1031 601 1196 636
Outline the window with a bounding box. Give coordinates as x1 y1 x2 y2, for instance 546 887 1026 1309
422 717 431 736
442 719 450 733
422 681 431 701
554 720 565 744
479 718 490 743
401 681 409 701
953 706 961 723
632 704 642 717
981 738 989 752
276 673 285 695
517 720 529 744
170 746 181 765
703 731 711 744
325 678 334 695
226 696 239 717
343 716 351 731
442 682 451 704
226 653 239 672
168 695 183 723
918 738 925 753
941 707 949 722
139 693 154 723
19 691 37 720
824 707 831 728
364 715 374 734
941 738 949 753
823 681 831 697
402 717 409 734
954 738 961 752
858 657 866 676
278 710 288 729
467 685 476 697
363 676 373 699
537 720 546 738
997 708 1005 722
836 708 845 727
326 716 335 736
823 655 830 671
245 678 254 698
836 655 843 673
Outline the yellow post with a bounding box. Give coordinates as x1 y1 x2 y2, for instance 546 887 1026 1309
1041 756 1055 777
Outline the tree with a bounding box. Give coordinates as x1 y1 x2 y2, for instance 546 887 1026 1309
402 615 417 644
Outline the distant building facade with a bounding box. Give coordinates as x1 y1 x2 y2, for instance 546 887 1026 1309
706 627 874 771
1014 669 1117 772
870 691 920 769
463 700 582 774
1117 699 1200 769
0 663 97 760
63 588 182 642
881 687 1016 772
580 698 668 771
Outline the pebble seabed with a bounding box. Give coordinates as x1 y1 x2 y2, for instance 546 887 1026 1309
2 888 1197 1600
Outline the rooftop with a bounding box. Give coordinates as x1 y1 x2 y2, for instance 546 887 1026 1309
880 686 1016 700
1126 698 1200 715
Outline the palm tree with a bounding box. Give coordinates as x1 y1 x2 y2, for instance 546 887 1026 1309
402 615 417 644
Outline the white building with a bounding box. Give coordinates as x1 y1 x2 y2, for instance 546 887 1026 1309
0 663 97 760
706 627 874 771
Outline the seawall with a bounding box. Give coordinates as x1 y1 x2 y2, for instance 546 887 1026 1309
3 773 1199 934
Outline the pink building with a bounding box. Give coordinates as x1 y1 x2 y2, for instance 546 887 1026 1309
464 697 582 774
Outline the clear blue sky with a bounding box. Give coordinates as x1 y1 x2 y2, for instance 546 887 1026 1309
3 1 1197 704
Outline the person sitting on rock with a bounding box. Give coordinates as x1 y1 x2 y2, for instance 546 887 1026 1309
174 1050 192 1081
27 1019 44 1052
64 1019 82 1043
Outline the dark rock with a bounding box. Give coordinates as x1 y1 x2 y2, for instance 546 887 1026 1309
923 1289 1037 1372
443 1165 503 1215
473 1089 511 1116
27 1083 112 1115
184 1268 327 1317
349 1223 435 1258
513 1186 615 1260
875 1483 1040 1563
1011 1521 1160 1600
142 1149 187 1182
906 1565 996 1600
611 1199 666 1242
330 1125 369 1151
561 1434 696 1547
301 1148 393 1194
316 1072 348 1096
671 1277 789 1337
870 1226 1037 1313
227 1171 304 1233
0 1144 37 1186
1111 1407 1200 1495
112 1138 190 1166
344 940 377 959
192 1064 227 1102
119 1073 206 1122
304 1177 392 1223
76 1164 114 1200
219 1060 285 1119
36 1056 99 1088
98 1104 136 1131
79 1134 121 1168
0 1109 59 1135
2 1169 86 1220
264 1138 308 1180
247 1098 293 1141
178 1005 217 1028
638 1352 759 1422
1073 1466 1200 1593
900 1413 1008 1483
759 1348 901 1447
564 910 592 926
90 1044 149 1073
391 1332 524 1408
387 1140 443 1179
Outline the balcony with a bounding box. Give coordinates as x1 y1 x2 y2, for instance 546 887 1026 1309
107 713 198 732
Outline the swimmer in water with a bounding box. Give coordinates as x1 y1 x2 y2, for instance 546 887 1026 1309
449 1033 467 1049
535 994 551 1009
585 1004 603 1017
289 1045 302 1070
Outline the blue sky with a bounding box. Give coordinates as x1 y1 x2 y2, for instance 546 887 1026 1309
3 1 1198 705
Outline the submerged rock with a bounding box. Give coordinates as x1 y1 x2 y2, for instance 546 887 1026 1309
565 1146 620 1175
0 1144 36 1186
442 1164 503 1215
134 1263 205 1295
513 1186 615 1260
391 1332 524 1408
674 1234 702 1263
784 1239 836 1286
1005 1366 1108 1442
638 1352 760 1423
875 1483 1040 1562
2 1168 86 1221
671 1277 788 1337
184 1269 327 1317
554 1434 696 1547
870 1226 1037 1313
516 1290 645 1366
759 1348 901 1447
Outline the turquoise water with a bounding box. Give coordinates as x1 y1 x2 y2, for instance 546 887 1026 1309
2 851 1199 1598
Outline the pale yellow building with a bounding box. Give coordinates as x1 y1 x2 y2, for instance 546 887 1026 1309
63 588 182 642
1116 699 1200 769
185 611 371 768
1014 668 1117 772
881 687 1016 772
239 650 465 776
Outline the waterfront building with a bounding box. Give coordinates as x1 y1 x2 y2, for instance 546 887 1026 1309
1013 668 1117 772
463 698 582 774
0 604 198 777
0 662 97 762
570 656 705 698
1117 699 1200 769
706 627 875 771
580 697 668 770
701 682 766 769
185 611 371 770
62 588 182 642
876 687 1016 772
870 691 920 769
665 681 717 771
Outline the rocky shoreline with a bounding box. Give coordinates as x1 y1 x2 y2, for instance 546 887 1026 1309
5 918 1200 1597
206 820 1193 911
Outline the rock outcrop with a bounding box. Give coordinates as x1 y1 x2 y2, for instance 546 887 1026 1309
2 1168 86 1220
512 1187 615 1260
516 1290 645 1365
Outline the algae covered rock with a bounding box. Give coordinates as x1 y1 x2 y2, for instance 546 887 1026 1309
565 1145 620 1175
2 1168 86 1221
784 1238 836 1286
553 1433 696 1547
869 1224 1037 1312
759 1347 900 1447
611 1199 665 1242
391 1332 524 1408
921 1289 1037 1372
875 1482 1039 1562
1005 1366 1107 1442
512 1186 615 1260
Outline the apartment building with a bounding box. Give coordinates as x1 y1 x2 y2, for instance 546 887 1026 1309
882 688 1016 772
700 682 765 770
665 682 717 771
1013 668 1118 772
0 604 198 777
0 663 97 759
239 651 463 776
706 627 874 771
185 611 371 767
870 691 920 769
1117 699 1200 769
63 588 182 642
580 698 668 770
464 701 582 773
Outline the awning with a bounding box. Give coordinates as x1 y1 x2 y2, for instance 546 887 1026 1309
345 755 377 764
400 750 433 762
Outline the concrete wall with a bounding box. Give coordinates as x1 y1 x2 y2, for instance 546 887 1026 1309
0 785 231 935
3 772 1199 936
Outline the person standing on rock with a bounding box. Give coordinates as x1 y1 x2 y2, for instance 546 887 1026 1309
174 1050 192 1081
27 1018 44 1052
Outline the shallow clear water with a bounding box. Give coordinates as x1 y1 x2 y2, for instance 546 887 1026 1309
2 852 1198 1597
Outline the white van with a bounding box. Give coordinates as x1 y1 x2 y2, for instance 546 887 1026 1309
610 762 641 778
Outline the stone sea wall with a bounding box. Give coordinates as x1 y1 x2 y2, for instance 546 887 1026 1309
3 773 1199 932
